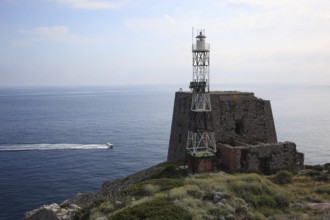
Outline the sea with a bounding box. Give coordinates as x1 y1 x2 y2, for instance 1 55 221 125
0 84 329 219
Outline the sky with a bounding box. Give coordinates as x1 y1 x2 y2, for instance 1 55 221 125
1 0 330 87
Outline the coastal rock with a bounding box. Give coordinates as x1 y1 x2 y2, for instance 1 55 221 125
307 202 330 210
24 163 330 219
225 204 235 213
24 163 170 218
213 193 222 203
24 203 80 220
212 192 231 203
216 202 225 208
114 200 124 208
64 192 95 206
226 214 235 220
100 163 168 195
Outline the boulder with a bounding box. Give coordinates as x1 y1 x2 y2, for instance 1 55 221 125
24 203 80 220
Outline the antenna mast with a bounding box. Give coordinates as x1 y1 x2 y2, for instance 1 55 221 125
192 27 194 46
186 29 217 173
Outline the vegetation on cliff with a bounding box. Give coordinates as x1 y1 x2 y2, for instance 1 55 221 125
71 163 330 220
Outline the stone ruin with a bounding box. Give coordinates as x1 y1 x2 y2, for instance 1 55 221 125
167 91 304 173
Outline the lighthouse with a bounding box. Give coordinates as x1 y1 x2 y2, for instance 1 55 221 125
167 30 304 174
186 29 217 173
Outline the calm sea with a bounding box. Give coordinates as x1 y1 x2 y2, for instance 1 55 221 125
0 84 329 219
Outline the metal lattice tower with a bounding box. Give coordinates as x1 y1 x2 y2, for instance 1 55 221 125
186 29 216 154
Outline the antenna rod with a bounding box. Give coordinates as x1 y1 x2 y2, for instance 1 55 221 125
192 27 194 45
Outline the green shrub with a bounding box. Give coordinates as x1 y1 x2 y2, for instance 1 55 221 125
230 179 270 196
314 173 330 182
303 195 323 203
302 170 330 182
89 210 104 219
150 164 188 179
147 178 184 191
143 184 159 196
247 212 266 220
274 194 290 209
185 185 203 199
123 178 184 197
228 175 290 211
168 187 187 200
59 203 71 209
305 165 324 171
238 173 263 182
208 207 229 217
274 170 293 184
324 163 330 173
73 199 107 220
110 197 192 220
124 183 146 197
303 170 322 177
315 187 330 195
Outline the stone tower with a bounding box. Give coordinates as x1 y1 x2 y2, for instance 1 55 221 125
167 31 304 174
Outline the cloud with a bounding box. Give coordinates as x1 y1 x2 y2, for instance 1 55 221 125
125 14 180 36
122 0 330 83
217 0 330 35
225 0 286 7
19 26 93 44
53 0 124 9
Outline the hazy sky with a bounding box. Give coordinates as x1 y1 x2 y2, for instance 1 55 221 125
1 0 330 87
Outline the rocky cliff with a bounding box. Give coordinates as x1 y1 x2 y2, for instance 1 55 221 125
25 163 330 220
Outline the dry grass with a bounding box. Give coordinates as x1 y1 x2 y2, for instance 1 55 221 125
143 184 160 196
168 187 187 200
74 164 330 220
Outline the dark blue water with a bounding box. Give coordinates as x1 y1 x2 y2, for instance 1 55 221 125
0 86 174 219
0 84 329 219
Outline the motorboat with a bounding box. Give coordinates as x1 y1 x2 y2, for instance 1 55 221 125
106 143 113 148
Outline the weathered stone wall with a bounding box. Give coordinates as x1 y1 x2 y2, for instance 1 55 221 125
219 142 304 173
167 91 278 162
167 92 192 163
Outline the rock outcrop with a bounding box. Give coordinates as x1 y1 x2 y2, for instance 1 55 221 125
24 163 170 219
24 203 80 220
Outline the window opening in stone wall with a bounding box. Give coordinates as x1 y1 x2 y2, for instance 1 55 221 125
235 120 245 136
240 149 249 169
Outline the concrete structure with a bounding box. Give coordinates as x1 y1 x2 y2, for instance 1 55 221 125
167 91 304 173
186 152 216 173
219 142 304 173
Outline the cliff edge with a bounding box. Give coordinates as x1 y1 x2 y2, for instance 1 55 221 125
25 163 330 220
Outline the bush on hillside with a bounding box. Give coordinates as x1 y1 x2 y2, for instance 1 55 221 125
315 187 330 195
123 178 184 198
110 197 192 220
228 174 290 211
274 170 293 184
150 164 188 179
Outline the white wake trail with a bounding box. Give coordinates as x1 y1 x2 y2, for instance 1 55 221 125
0 144 109 151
